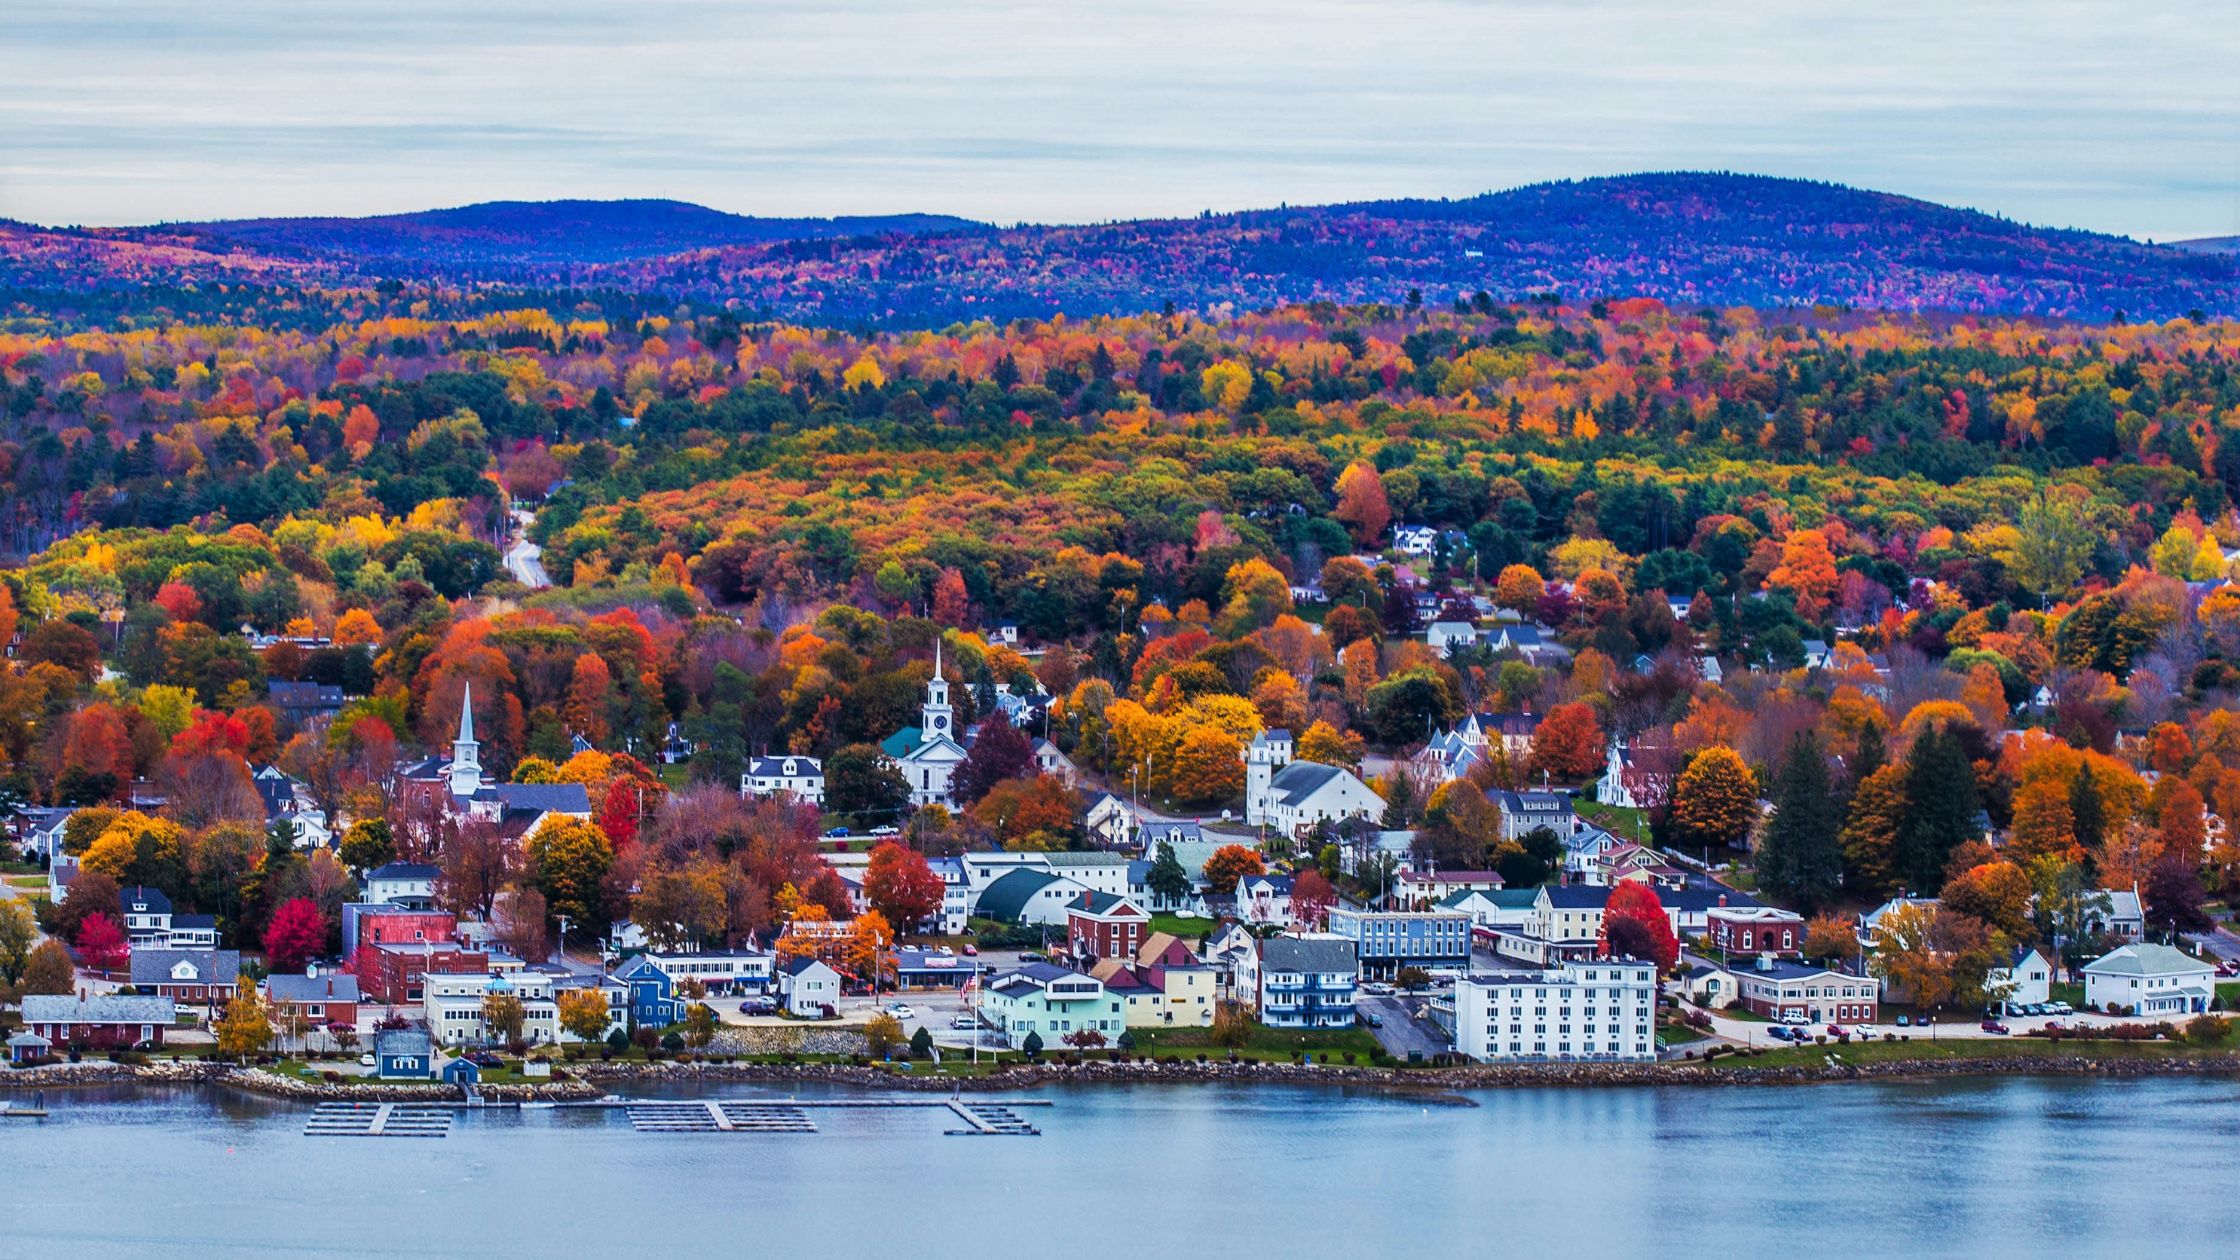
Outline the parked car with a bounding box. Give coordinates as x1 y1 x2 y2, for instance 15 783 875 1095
1895 1014 1910 1027
870 825 900 836
1766 1026 1793 1042
1362 1013 1384 1028
466 1051 504 1068
2042 1020 2069 1033
1361 982 1396 996
358 1053 377 1067
824 825 850 838
961 944 977 956
884 1003 916 1019
2047 1001 2074 1015
1778 1010 1809 1026
1980 1020 2011 1035
1020 952 1046 963
949 1014 980 1030
1825 1024 1849 1039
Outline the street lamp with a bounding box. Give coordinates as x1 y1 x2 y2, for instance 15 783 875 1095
555 913 573 969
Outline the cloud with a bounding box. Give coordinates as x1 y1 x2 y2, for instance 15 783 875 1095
2 0 2234 239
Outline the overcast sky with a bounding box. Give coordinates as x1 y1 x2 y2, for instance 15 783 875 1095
5 0 2235 240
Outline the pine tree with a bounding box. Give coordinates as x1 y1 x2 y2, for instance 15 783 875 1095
1757 731 1844 911
1895 728 1980 891
2069 767 2106 859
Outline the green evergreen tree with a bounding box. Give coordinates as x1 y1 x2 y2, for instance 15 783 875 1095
2070 767 2106 860
1895 728 1980 891
1144 842 1192 908
1757 731 1845 911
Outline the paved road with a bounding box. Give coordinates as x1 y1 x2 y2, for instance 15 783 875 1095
1358 993 1450 1059
504 509 551 588
2183 927 2240 965
1694 1002 2142 1048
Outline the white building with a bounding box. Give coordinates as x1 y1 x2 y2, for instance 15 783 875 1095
777 958 844 1016
1084 793 1135 847
1452 960 1658 1062
2082 943 2215 1016
1392 524 1439 556
1988 945 2053 1009
423 971 563 1047
983 962 1125 1048
365 862 440 908
640 947 774 992
741 755 824 806
882 643 967 807
1243 732 1384 836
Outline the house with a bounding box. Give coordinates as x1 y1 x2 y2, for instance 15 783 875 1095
1251 935 1359 1029
164 914 220 949
264 971 362 1029
1324 908 1472 979
1234 872 1295 925
1988 945 2053 1009
1490 789 1573 842
440 1057 482 1086
341 904 455 958
1065 891 1149 963
1528 884 1760 948
1084 793 1135 848
129 948 242 1004
880 644 968 808
10 804 76 864
777 957 843 1017
354 940 491 1005
1128 932 1218 1027
1487 623 1570 665
1413 727 1483 785
1460 711 1541 761
2086 889 2146 943
1599 739 1674 810
1439 887 1538 932
1858 896 1939 948
8 1031 53 1064
1732 955 1880 1023
1706 906 1806 958
2082 944 2216 1016
374 1028 437 1078
1031 738 1079 786
118 885 176 947
1393 869 1504 907
1801 639 1836 670
1392 523 1439 556
1678 956 1740 1009
1453 960 1657 1062
423 967 610 1046
926 855 970 934
21 993 173 1051
267 680 346 726
1086 960 1167 1027
365 862 441 909
1426 621 1482 657
983 962 1124 1048
740 755 824 806
1562 826 1627 881
612 955 686 1025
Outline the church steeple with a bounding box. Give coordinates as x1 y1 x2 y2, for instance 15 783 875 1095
921 640 953 743
449 683 483 797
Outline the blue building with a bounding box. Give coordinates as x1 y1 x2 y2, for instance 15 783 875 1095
374 1029 435 1079
1325 908 1472 979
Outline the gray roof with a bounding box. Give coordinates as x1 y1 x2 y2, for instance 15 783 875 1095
494 783 592 815
975 868 1061 922
1266 761 1348 805
22 994 175 1024
129 948 243 986
368 862 440 881
119 885 173 915
374 1029 431 1057
266 973 362 1004
1259 936 1358 975
2082 944 2216 978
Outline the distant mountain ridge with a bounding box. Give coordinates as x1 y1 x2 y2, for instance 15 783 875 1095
152 198 983 272
4 174 2233 323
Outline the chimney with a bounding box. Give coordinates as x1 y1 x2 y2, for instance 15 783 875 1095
1717 894 1727 907
326 978 335 997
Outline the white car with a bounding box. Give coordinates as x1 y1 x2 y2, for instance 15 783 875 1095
1778 1011 1809 1026
884 1003 916 1019
358 1053 377 1067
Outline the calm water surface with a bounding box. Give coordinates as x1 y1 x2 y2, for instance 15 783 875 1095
6 1076 2238 1257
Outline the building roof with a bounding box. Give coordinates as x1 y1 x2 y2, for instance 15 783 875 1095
1040 851 1131 869
2082 943 2216 978
1070 889 1145 918
1259 935 1358 974
494 783 591 815
374 1029 432 1057
368 862 441 882
778 956 840 978
1539 883 1759 912
119 884 173 915
22 993 175 1024
266 972 362 1004
975 868 1062 922
1734 957 1851 982
747 755 822 777
129 948 242 985
169 914 218 932
1265 761 1351 806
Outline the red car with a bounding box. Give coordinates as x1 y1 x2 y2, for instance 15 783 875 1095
1825 1024 1850 1040
1980 1020 2011 1035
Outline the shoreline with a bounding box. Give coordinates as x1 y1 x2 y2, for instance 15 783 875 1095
7 1049 2240 1103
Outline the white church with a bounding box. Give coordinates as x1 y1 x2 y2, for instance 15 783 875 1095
1242 729 1385 839
879 643 969 808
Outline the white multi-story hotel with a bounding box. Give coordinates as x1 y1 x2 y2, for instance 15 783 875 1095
1452 960 1658 1062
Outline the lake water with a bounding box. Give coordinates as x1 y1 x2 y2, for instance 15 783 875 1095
6 1076 2239 1257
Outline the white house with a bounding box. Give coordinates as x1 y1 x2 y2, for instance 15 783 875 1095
1251 934 1358 1029
777 958 843 1017
1234 872 1295 926
1599 739 1673 810
1426 621 1481 657
983 962 1124 1049
1452 960 1657 1062
2082 943 2215 1016
1988 945 2054 1009
1084 793 1135 847
365 862 440 908
1244 733 1385 836
640 947 774 993
423 971 562 1047
1392 524 1439 556
741 755 824 806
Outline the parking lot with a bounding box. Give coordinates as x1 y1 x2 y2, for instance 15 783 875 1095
1356 993 1450 1060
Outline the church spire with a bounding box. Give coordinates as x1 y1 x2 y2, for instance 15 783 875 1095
922 639 953 742
449 683 483 797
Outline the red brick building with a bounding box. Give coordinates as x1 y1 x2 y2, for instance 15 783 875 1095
353 940 489 1005
265 972 363 1028
1707 906 1806 957
1065 891 1148 963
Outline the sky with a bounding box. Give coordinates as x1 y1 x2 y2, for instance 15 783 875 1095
5 0 2237 241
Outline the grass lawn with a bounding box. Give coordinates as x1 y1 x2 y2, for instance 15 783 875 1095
1147 912 1219 941
1573 800 1647 839
2051 981 2086 1008
2219 982 2240 1009
4 873 49 891
1131 1022 1382 1064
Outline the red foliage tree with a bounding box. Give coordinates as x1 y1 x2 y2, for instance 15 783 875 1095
862 840 944 930
1202 844 1266 896
76 911 128 973
1291 869 1336 928
1600 881 1678 972
263 897 328 974
1528 703 1606 782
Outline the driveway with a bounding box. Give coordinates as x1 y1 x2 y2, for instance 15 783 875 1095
2182 928 2240 966
1358 993 1449 1060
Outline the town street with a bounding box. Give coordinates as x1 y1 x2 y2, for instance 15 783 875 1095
504 508 551 588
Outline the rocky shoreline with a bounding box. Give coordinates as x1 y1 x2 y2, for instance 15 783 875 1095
6 1049 2240 1102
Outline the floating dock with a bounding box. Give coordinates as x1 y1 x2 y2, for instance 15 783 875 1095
304 1101 455 1138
